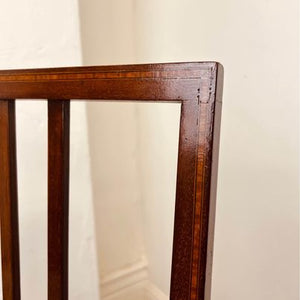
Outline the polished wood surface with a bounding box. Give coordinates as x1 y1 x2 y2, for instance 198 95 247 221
0 100 20 300
0 62 223 300
48 101 70 300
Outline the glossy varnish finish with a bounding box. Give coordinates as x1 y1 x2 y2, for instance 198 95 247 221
0 62 223 300
0 100 20 300
48 101 70 300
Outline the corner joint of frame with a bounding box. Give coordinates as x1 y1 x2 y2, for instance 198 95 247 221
197 65 217 105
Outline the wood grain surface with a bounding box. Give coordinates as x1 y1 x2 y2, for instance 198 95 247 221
48 101 70 300
0 100 20 300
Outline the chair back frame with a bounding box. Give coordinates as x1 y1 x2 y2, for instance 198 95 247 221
0 62 223 300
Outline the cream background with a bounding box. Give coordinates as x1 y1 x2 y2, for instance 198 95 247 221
134 1 299 300
79 0 299 299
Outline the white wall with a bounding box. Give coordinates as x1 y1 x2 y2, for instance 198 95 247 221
134 1 299 300
0 1 99 299
79 0 299 299
137 103 180 295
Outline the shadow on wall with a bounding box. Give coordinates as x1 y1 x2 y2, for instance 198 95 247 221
78 0 299 300
82 100 181 300
78 1 182 299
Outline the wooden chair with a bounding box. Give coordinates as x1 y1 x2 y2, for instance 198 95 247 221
0 62 223 300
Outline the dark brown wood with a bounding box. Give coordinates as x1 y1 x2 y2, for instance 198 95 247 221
48 100 70 300
0 62 213 101
170 64 223 300
0 62 223 300
0 100 20 300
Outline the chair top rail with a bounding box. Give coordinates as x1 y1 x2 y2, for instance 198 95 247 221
0 62 222 101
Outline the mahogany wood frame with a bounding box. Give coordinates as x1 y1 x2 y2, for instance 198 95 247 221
0 62 223 300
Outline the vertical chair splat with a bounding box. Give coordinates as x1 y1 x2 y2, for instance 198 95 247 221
48 100 70 300
0 100 21 300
